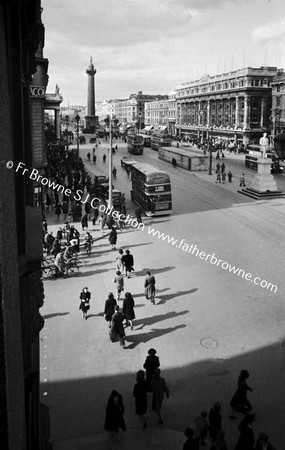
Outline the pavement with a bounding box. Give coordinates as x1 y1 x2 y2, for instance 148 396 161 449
40 140 285 450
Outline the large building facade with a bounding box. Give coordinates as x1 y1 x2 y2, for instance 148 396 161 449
175 66 279 145
271 69 285 138
111 92 167 129
0 2 49 449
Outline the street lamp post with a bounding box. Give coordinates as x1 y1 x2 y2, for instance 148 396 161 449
108 115 113 209
75 114 80 158
208 126 213 175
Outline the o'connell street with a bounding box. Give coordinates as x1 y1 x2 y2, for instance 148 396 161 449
1 1 285 450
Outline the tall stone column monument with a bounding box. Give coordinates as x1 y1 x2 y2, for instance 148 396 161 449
85 57 96 132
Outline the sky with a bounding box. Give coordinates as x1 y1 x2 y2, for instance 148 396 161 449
42 0 285 106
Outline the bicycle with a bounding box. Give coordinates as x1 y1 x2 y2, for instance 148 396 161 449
42 260 79 279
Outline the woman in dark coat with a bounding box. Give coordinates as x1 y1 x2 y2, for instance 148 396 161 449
208 402 222 442
235 413 255 450
79 287 91 320
109 226 117 250
143 348 160 392
230 370 253 418
104 292 117 327
104 390 126 440
81 213 88 231
122 292 135 330
150 368 169 424
122 249 134 278
133 370 148 429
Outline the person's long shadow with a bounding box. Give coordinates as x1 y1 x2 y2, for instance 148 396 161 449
135 267 175 276
42 312 70 319
83 260 113 268
156 288 198 305
132 289 170 299
124 242 154 249
124 324 186 349
134 310 189 328
78 268 111 277
87 312 104 319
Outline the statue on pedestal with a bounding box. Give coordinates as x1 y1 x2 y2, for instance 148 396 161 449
259 133 269 159
55 84 60 94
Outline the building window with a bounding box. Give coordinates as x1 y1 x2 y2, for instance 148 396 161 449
276 97 281 107
276 85 280 92
255 80 259 87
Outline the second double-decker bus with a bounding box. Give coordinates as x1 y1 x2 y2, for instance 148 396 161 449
130 163 172 216
245 145 281 173
151 132 172 151
139 133 151 147
127 134 144 155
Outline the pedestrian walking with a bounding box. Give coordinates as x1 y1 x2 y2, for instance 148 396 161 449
255 433 276 450
115 248 124 272
84 231 93 255
193 411 208 446
55 203 62 220
144 271 156 304
234 413 255 450
81 213 88 231
221 162 225 173
122 292 135 330
133 370 148 430
92 147 95 155
215 172 221 183
110 305 126 347
79 287 91 320
103 154 106 163
135 206 142 223
239 173 246 187
228 171 233 183
229 369 253 418
216 162 221 172
122 249 134 277
112 166 117 178
183 427 199 450
109 226 117 250
150 368 169 424
104 292 117 328
84 201 91 219
92 206 99 225
143 348 160 392
212 430 228 450
221 172 226 184
208 402 222 443
99 214 106 235
92 154 96 164
104 390 126 442
113 270 124 300
216 151 220 160
45 193 51 211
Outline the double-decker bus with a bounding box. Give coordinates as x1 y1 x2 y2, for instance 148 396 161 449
151 132 172 151
245 145 281 173
139 133 151 147
127 134 144 155
130 163 172 216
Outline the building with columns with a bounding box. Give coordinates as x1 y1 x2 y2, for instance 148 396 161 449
271 69 285 138
175 66 279 146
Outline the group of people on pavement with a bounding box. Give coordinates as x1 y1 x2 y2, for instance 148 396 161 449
182 369 275 450
215 162 233 184
104 348 170 442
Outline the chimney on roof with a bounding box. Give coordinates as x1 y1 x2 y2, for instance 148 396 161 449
138 91 142 95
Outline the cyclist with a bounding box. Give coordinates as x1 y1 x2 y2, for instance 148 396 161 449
54 251 65 276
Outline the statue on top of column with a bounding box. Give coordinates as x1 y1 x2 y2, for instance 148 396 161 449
55 84 60 94
259 132 269 159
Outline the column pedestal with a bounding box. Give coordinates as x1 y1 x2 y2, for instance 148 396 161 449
251 158 277 193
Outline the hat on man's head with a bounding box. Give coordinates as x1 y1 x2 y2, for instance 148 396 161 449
148 348 156 355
